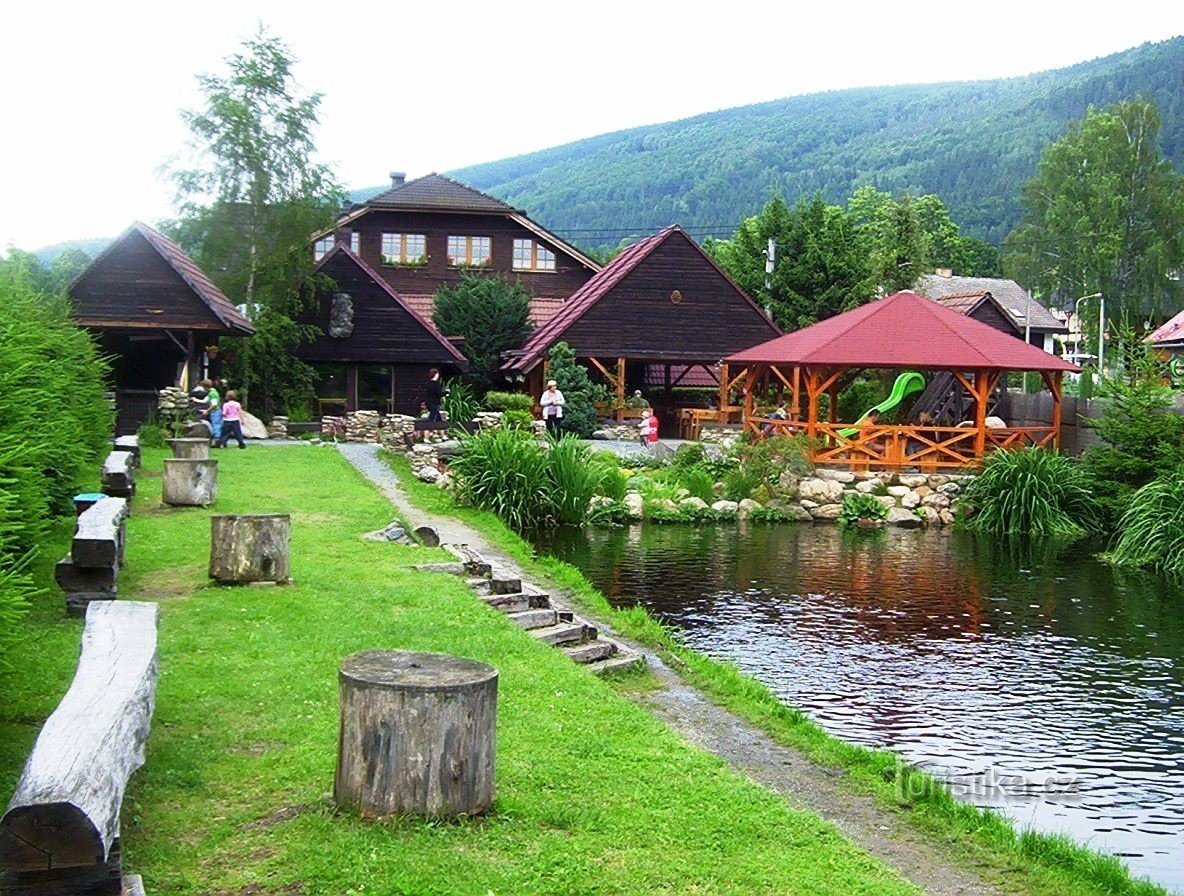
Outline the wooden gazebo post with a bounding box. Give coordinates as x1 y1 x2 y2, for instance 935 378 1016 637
1042 370 1064 448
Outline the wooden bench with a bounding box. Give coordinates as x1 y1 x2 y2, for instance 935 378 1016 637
0 601 160 896
101 451 136 499
58 497 129 616
112 436 141 468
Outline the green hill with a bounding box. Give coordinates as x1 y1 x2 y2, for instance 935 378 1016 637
418 37 1182 252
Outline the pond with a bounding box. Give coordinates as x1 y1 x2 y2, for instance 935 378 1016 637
534 523 1184 893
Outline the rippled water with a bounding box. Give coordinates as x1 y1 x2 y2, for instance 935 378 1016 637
535 524 1184 892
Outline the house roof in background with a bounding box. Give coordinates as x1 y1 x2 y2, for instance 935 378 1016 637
1148 307 1184 347
917 273 1066 332
727 290 1079 372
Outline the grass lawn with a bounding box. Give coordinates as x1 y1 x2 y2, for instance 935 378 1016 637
1 445 921 895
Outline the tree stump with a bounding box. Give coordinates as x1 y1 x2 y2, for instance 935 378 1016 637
208 514 290 583
334 650 497 819
166 438 210 460
162 458 218 507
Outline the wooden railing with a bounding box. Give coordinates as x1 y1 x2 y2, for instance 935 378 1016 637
745 416 1057 470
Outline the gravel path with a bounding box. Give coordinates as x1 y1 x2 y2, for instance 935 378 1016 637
337 442 1003 896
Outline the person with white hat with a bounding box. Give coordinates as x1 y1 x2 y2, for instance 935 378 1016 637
539 379 566 437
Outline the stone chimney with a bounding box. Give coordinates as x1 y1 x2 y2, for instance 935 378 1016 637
390 171 406 188
935 267 953 278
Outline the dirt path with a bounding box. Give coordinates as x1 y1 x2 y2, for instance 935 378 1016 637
337 443 1004 896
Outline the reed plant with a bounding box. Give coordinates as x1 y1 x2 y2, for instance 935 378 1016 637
960 447 1099 538
450 428 553 530
545 436 603 524
1107 468 1184 578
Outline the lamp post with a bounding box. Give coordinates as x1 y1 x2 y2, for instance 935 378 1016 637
1097 294 1106 378
1073 293 1102 363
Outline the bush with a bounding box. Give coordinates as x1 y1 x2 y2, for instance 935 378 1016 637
501 409 534 431
1107 468 1184 578
450 428 553 530
546 436 604 525
441 379 481 427
959 447 1099 538
838 492 889 528
678 467 716 504
747 506 795 524
545 341 605 438
484 391 534 412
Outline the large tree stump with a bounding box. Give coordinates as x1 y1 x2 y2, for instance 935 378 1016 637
162 458 218 507
208 514 290 583
166 438 210 460
334 650 497 819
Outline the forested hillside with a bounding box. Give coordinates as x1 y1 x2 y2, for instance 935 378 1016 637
430 37 1184 252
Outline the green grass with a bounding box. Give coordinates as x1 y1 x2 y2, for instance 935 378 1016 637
389 452 1170 896
2 445 921 896
1107 467 1184 578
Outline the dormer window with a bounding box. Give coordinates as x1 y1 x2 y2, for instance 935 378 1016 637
513 239 556 272
381 233 426 265
313 234 336 261
447 235 491 266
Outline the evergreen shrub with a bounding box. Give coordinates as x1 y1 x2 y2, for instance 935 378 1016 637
484 391 534 412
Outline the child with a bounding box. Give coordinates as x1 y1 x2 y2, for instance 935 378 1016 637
217 390 247 449
638 409 651 447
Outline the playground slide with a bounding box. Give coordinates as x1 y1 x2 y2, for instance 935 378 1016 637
838 371 926 438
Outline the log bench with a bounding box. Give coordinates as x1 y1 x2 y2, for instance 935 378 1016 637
101 451 136 499
58 497 128 616
112 436 140 468
0 601 160 896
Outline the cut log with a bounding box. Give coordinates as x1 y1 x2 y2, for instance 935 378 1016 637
56 555 118 593
112 436 140 467
334 650 497 819
72 498 128 569
101 451 136 499
0 602 159 894
208 514 290 584
181 420 212 439
161 458 218 507
65 593 116 619
165 438 210 460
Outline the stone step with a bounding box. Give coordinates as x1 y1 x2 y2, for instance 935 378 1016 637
531 621 595 646
586 650 647 676
562 639 616 664
487 566 522 594
519 582 553 609
467 577 492 595
414 561 468 576
480 592 531 613
508 608 559 630
444 545 493 577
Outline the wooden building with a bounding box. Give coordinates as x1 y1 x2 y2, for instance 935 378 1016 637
501 226 783 432
69 221 254 433
916 272 1067 351
296 245 469 415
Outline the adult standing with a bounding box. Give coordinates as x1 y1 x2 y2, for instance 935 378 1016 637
423 368 444 422
540 379 565 438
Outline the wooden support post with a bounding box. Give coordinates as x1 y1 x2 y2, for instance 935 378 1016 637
167 438 210 460
209 514 290 584
973 369 989 458
162 458 218 507
334 650 497 819
0 602 159 896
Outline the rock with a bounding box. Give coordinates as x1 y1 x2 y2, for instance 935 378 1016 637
362 523 417 545
810 503 843 521
887 507 923 528
927 475 950 488
897 474 927 488
913 485 934 499
589 496 615 509
413 526 441 547
853 471 880 481
985 416 1006 428
938 482 962 496
711 500 739 514
435 439 463 458
650 498 679 513
737 498 763 519
624 493 645 520
680 497 709 511
874 495 897 509
416 466 440 483
240 410 268 440
922 493 951 509
886 485 911 498
901 491 921 509
854 478 884 494
919 506 941 524
778 471 801 492
799 499 819 510
816 469 855 483
799 478 844 503
939 509 956 525
788 505 815 522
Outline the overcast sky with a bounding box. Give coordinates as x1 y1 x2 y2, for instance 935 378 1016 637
2 1 1180 254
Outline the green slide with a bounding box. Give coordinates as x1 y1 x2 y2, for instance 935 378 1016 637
838 371 926 437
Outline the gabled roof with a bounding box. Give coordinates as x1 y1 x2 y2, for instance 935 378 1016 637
1148 307 1184 347
330 173 601 273
314 245 468 366
71 221 254 334
917 274 1066 332
727 291 1079 372
402 294 565 331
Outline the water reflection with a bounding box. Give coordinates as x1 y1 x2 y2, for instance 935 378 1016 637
536 524 1184 893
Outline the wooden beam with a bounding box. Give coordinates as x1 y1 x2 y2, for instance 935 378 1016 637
586 356 617 385
973 369 989 457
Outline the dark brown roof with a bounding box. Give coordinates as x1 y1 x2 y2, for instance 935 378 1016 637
917 274 1066 333
71 221 254 335
727 291 1079 373
361 173 522 214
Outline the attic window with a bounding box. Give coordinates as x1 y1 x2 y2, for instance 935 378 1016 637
447 235 491 267
512 239 555 272
313 235 336 261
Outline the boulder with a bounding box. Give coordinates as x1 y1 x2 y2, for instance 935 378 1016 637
787 504 815 522
816 469 855 483
810 503 843 521
874 495 897 509
854 478 884 494
624 493 645 520
927 474 950 488
939 509 957 525
240 410 268 440
799 478 844 503
886 485 911 498
737 498 762 519
914 485 934 499
918 506 941 525
711 500 739 514
897 473 928 488
901 491 922 509
887 507 924 528
922 493 951 509
799 499 819 510
416 466 440 483
778 471 801 492
680 497 709 511
938 482 962 496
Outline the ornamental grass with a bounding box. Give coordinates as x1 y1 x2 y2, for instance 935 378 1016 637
1108 468 1184 578
960 447 1100 538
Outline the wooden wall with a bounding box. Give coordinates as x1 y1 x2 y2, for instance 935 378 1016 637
342 211 593 298
558 231 781 361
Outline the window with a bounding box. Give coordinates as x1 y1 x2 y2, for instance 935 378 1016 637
350 231 360 254
313 234 336 261
381 233 426 265
512 238 556 271
447 235 491 266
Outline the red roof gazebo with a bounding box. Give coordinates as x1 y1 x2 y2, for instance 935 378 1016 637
726 291 1080 470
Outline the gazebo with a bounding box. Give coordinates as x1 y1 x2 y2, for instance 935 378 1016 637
726 291 1080 470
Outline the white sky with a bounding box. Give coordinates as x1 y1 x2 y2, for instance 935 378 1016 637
1 1 1180 253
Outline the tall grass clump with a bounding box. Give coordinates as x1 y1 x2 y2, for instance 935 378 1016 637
1107 468 1184 578
546 436 603 524
441 378 481 427
450 428 553 530
960 447 1099 538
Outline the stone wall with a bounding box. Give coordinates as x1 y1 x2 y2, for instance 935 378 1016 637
788 469 970 527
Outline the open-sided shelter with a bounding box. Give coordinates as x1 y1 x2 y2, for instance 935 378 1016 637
501 226 782 431
726 290 1079 470
69 221 255 432
295 244 468 416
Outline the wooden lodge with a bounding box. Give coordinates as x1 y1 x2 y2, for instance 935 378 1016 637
727 291 1080 471
501 226 783 437
69 222 255 434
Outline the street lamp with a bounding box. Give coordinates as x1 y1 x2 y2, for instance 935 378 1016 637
1073 293 1102 364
